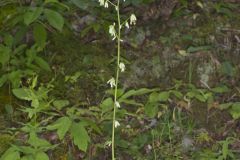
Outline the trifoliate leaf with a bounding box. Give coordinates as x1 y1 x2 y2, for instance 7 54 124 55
47 116 72 140
70 122 90 152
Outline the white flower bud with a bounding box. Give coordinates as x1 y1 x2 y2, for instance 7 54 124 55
130 14 137 25
114 120 120 128
125 21 129 28
115 101 121 108
104 2 108 8
119 62 125 72
98 0 104 6
109 23 116 40
107 77 116 88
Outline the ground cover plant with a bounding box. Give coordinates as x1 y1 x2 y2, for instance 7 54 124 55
0 0 240 159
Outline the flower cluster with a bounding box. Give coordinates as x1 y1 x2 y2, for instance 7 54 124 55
98 0 108 8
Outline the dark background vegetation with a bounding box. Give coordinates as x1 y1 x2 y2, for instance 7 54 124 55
0 0 240 159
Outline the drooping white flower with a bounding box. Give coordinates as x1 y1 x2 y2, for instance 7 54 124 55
115 101 121 108
109 23 116 40
98 0 104 6
104 1 108 8
130 14 137 25
125 21 129 28
114 120 120 128
107 77 116 88
105 141 112 147
119 62 125 72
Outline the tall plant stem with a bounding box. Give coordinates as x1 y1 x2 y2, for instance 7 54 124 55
112 0 121 159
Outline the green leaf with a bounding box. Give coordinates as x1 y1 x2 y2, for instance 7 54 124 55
158 91 170 102
12 88 32 101
219 103 233 110
70 122 90 152
34 57 51 71
35 152 49 160
53 100 70 110
120 88 157 100
8 70 22 88
212 85 230 93
47 116 72 140
28 132 51 148
0 147 20 160
195 94 206 102
33 24 47 49
0 75 8 87
221 61 235 77
229 103 240 119
44 9 64 31
170 90 183 99
24 7 43 25
144 102 158 118
120 99 143 106
21 155 34 160
0 46 11 66
44 0 70 10
71 0 89 10
187 45 212 53
149 92 159 103
100 98 113 113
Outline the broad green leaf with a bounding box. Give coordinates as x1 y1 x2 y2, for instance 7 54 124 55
212 85 230 93
44 9 64 31
34 57 51 71
28 132 51 148
24 7 43 25
170 90 183 99
33 24 47 49
158 91 170 102
100 98 113 113
120 88 157 100
221 61 235 77
0 46 11 66
149 92 159 103
0 147 20 160
70 122 90 152
71 0 89 10
229 103 240 119
0 75 8 87
8 70 22 88
35 152 49 160
18 146 36 155
219 103 233 110
144 102 158 118
12 88 32 101
47 116 72 140
195 94 206 102
105 88 125 98
5 104 13 115
44 0 70 10
21 155 34 160
120 99 143 106
53 100 70 110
